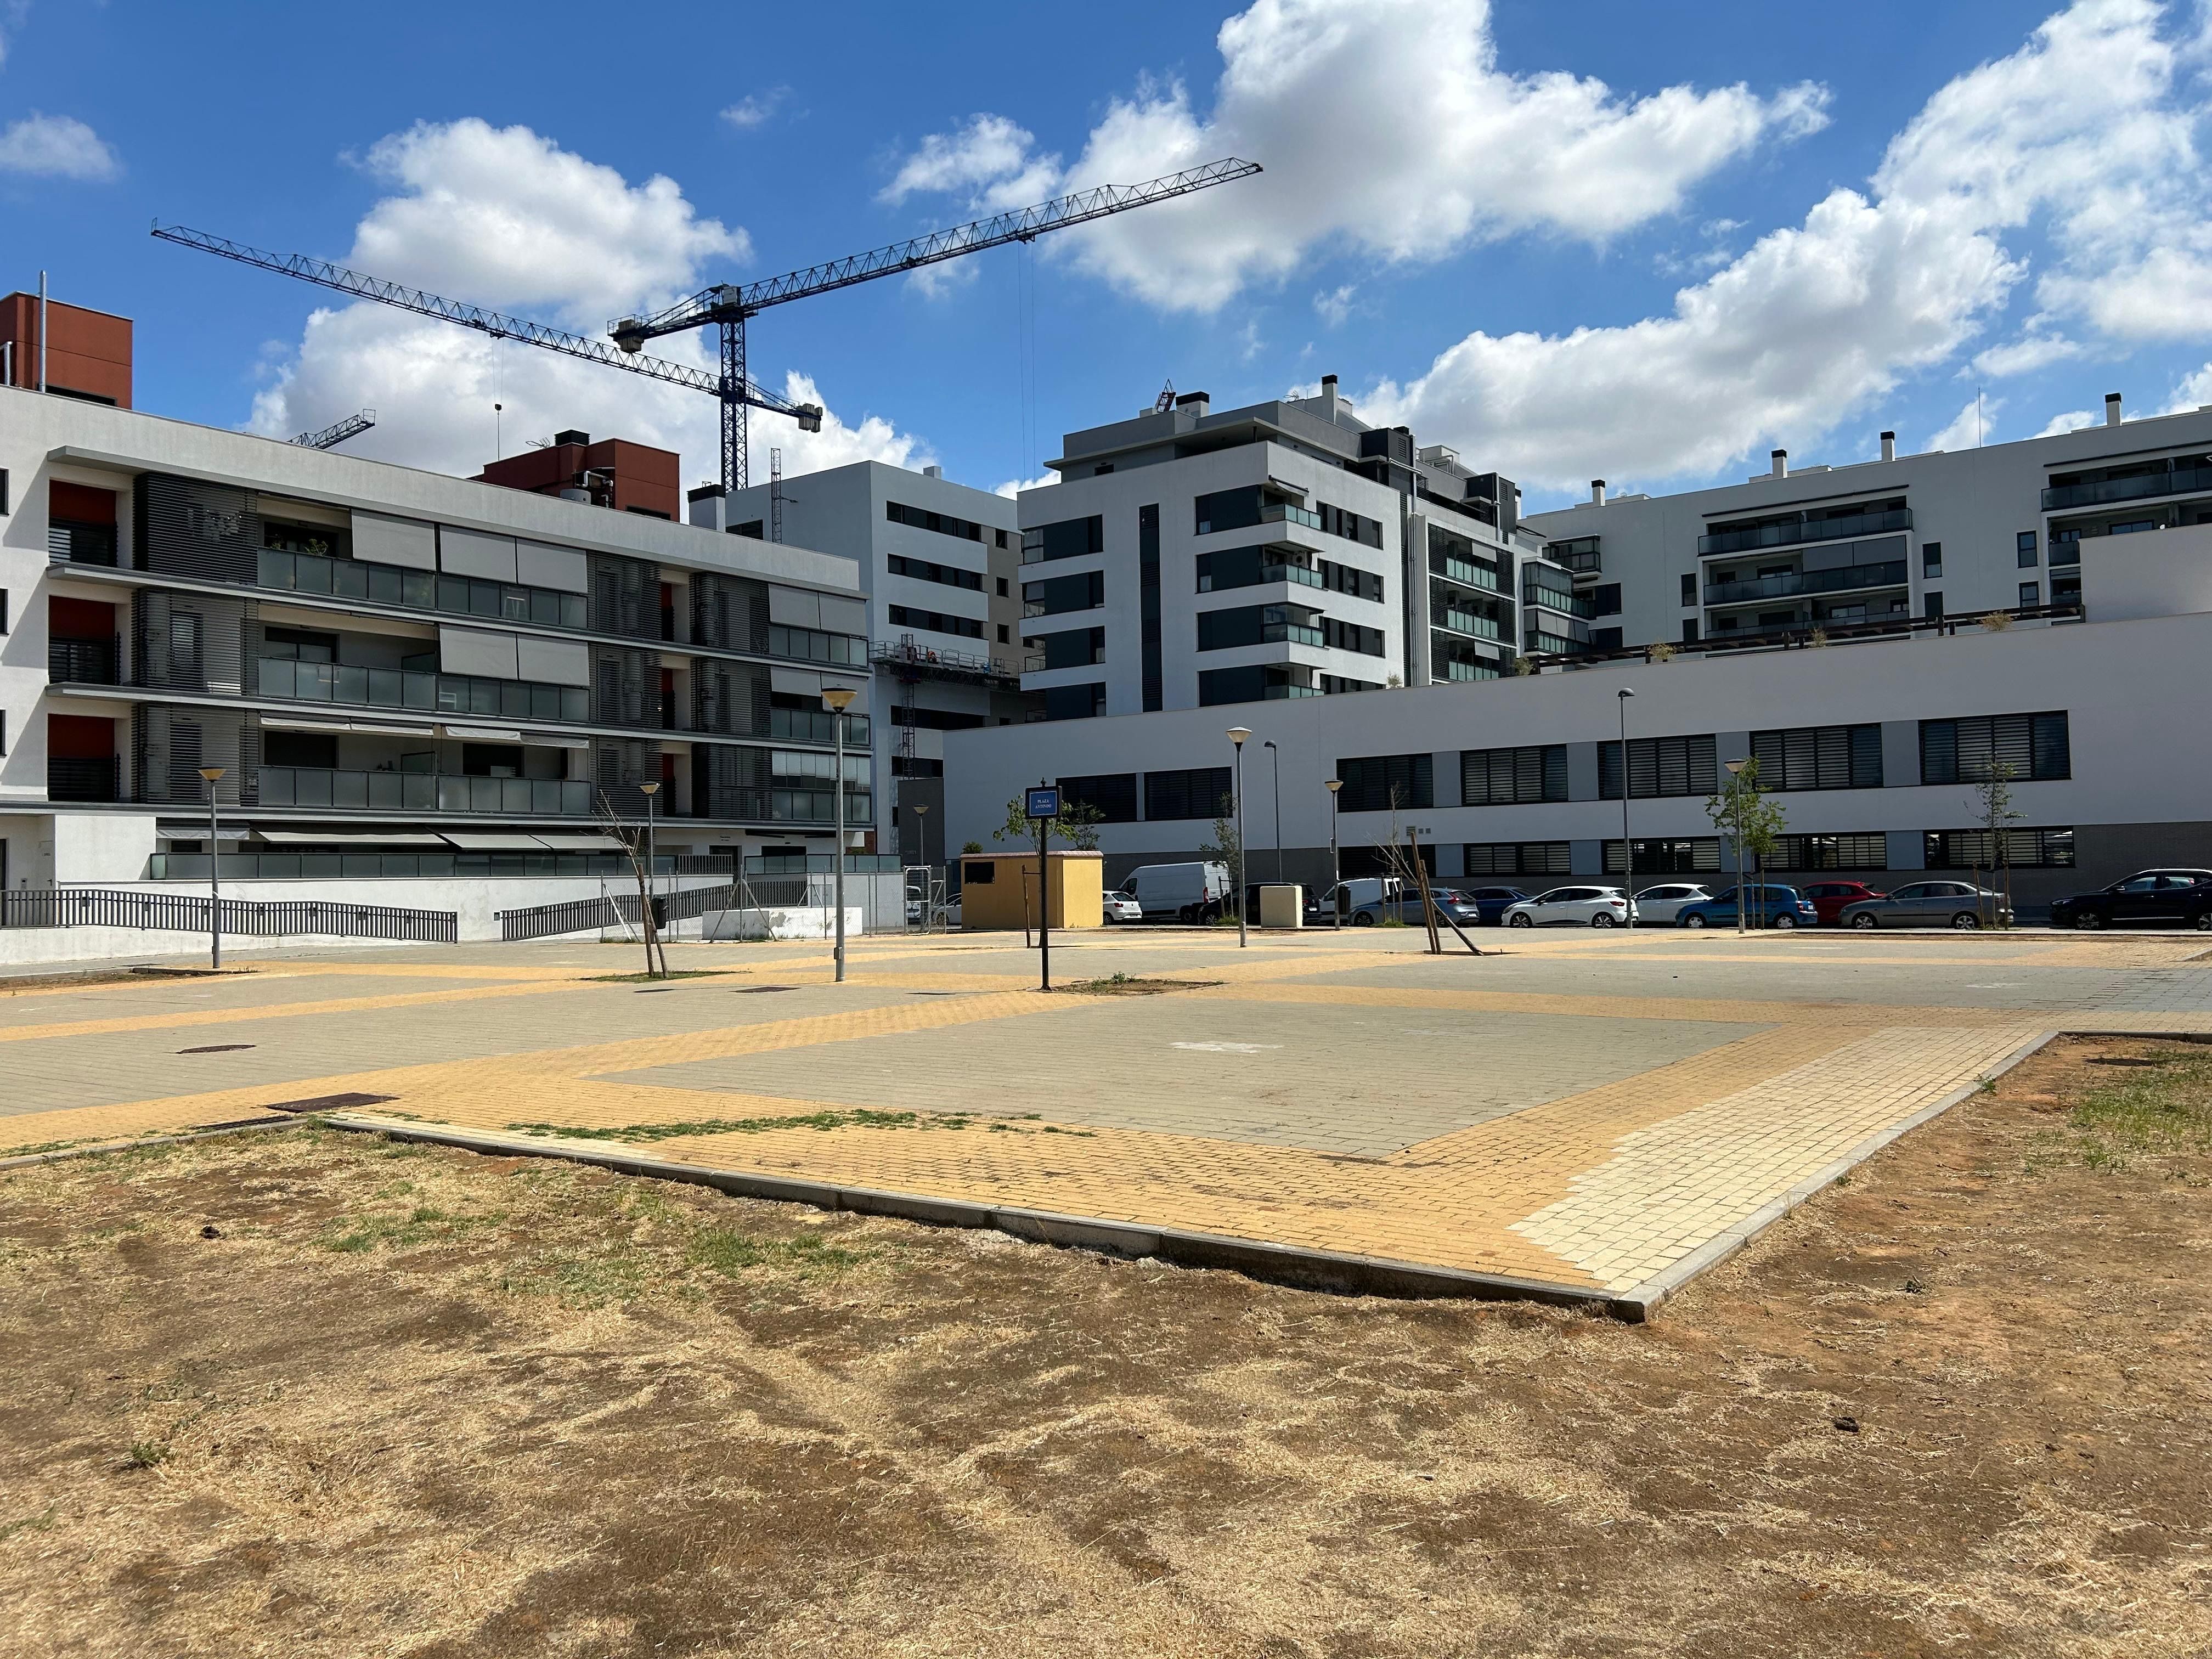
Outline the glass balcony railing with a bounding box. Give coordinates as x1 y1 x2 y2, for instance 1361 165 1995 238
1431 553 1502 592
1522 582 1592 619
765 707 871 746
1525 630 1584 657
257 657 591 724
259 767 595 816
1261 622 1327 648
258 548 590 630
1258 501 1323 532
151 850 663 881
1261 560 1327 589
1261 682 1321 698
746 787 873 825
1705 559 1908 607
2042 463 2212 511
1435 610 1502 640
1698 507 1912 557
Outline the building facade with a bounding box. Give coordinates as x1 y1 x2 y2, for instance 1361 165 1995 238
692 459 1035 866
1014 379 1582 721
1 386 876 893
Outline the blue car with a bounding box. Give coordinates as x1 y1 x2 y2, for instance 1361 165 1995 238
1674 883 1819 930
1460 885 1533 926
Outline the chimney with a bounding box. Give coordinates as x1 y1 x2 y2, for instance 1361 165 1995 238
1590 479 1607 505
2105 391 2123 426
554 428 590 447
1880 431 1896 463
1174 390 1210 418
1770 449 1788 478
922 464 943 479
686 481 728 532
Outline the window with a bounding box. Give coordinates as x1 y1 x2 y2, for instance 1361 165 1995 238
1199 665 1314 705
1592 583 1622 617
2017 531 2039 567
888 603 983 640
1024 570 1104 616
1322 617 1386 656
1680 572 1696 607
262 625 337 664
1140 503 1163 713
1681 619 1700 645
1463 746 1567 805
1319 559 1386 602
1923 591 1944 620
890 757 944 778
1604 838 1722 874
1057 772 1139 822
0 469 8 514
1920 712 2070 783
2019 580 2040 607
1750 724 1883 791
886 553 983 591
885 500 984 543
963 860 996 885
734 520 765 539
1925 827 2075 868
996 623 1009 644
1322 673 1381 694
1337 752 1432 812
1769 833 1889 871
1464 841 1571 876
1920 542 1941 578
1193 486 1263 536
995 577 1009 597
1042 681 1104 721
1034 626 1105 670
1313 501 1386 548
264 729 339 769
768 624 867 666
1021 515 1104 564
1598 733 1719 800
1144 766 1232 821
1 590 8 634
1592 627 1623 651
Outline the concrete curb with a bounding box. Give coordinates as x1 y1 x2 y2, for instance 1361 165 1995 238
0 1116 297 1171
1612 1028 2058 1318
321 1114 1634 1318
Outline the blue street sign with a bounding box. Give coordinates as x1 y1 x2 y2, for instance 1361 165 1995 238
1025 786 1061 820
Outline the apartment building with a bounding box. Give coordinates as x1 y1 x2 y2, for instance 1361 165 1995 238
692 459 1035 866
946 393 2212 913
1 382 876 894
1014 379 1583 720
1520 392 2207 658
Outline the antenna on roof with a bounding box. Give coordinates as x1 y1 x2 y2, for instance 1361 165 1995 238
1152 379 1176 415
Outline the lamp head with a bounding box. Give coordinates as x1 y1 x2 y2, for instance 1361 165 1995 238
821 686 857 713
198 767 226 783
1226 726 1251 747
913 803 928 815
1325 778 1342 794
1618 686 1637 698
639 782 660 797
1263 738 1277 751
1724 757 1747 776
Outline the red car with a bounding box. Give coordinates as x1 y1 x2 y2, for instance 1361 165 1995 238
1801 880 1887 926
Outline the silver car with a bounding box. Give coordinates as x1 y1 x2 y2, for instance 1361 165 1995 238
1632 883 1713 925
1839 879 2012 930
1503 885 1640 928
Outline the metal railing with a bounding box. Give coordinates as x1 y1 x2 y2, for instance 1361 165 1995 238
1 887 458 942
259 766 595 815
47 757 118 803
149 851 664 880
1704 558 1909 607
1698 506 1912 557
48 637 117 684
2042 462 2212 511
1526 600 2086 670
496 881 745 943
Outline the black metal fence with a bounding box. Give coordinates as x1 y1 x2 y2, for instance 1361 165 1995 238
0 888 458 943
496 883 749 943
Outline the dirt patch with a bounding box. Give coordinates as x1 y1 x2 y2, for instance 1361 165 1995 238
2 1035 2208 1657
1064 974 1227 996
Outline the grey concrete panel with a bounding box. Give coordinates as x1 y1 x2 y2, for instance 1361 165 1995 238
351 511 436 571
515 635 590 687
516 540 589 593
769 586 823 629
439 625 519 680
439 526 518 582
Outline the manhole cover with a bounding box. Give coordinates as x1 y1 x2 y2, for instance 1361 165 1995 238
178 1043 256 1054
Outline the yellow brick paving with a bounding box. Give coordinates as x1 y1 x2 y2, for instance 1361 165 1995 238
4 930 2209 1302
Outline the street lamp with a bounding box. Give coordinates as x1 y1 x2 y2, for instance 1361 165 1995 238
198 767 226 969
1263 738 1283 885
639 781 661 972
823 686 857 981
1724 756 1748 935
912 802 929 868
1226 726 1251 947
1616 686 1637 930
1325 778 1343 929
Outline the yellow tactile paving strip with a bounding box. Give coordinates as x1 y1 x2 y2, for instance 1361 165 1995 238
5 930 2209 1304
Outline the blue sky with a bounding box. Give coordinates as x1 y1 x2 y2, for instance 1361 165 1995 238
7 1 2212 509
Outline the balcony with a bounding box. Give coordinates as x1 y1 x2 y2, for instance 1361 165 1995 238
1262 682 1321 699
766 707 871 746
48 637 117 685
1258 501 1323 532
1435 609 1502 641
1525 629 1584 657
48 757 117 803
258 658 591 724
1522 581 1592 619
259 767 595 816
2042 462 2212 511
1430 551 1502 591
259 548 589 631
742 787 873 825
1700 506 1912 557
1547 537 1601 573
1261 560 1326 590
1261 620 1327 648
1704 558 1908 607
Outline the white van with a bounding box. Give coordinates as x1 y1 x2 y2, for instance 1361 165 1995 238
1119 861 1233 922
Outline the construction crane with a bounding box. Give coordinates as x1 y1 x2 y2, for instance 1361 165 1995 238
154 156 1259 494
290 409 376 450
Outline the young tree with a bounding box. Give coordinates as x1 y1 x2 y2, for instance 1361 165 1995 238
1703 757 1787 928
990 793 1102 851
1972 759 2023 927
1199 795 1243 911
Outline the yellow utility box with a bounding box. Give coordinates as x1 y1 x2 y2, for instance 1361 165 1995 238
956 850 1104 930
1259 883 1305 928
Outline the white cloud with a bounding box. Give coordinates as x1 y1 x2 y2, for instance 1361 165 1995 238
2036 408 2100 436
720 89 789 132
1926 396 2001 452
2157 360 2212 412
994 472 1058 499
250 121 927 490
0 1 27 72
1973 330 2084 377
0 112 119 180
882 0 1825 312
1313 284 1356 326
1361 0 2212 490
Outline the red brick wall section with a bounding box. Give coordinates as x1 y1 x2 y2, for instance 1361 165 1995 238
1 294 132 407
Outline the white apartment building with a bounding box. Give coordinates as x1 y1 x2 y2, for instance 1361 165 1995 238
1 386 877 900
1014 380 1584 726
692 459 1035 865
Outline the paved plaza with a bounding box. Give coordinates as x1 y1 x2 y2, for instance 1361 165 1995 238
6 925 2210 1312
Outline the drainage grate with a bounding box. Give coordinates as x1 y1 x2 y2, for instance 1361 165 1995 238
178 1043 256 1054
258 1092 400 1115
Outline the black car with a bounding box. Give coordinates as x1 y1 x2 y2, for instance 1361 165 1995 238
2047 868 2212 930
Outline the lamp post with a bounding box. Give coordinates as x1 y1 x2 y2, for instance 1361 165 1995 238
1263 738 1283 885
1616 686 1637 930
639 781 661 973
823 686 856 981
1325 778 1342 929
1724 756 1748 936
1227 726 1251 947
198 767 226 969
912 802 929 868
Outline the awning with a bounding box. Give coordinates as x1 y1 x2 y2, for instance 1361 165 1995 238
252 828 452 847
521 733 590 750
442 725 523 742
258 715 438 737
156 823 253 842
438 832 562 851
529 832 628 852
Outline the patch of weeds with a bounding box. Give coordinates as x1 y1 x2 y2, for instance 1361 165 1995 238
317 1204 490 1254
502 1248 650 1309
1065 974 1221 997
0 1504 58 1543
506 1108 1089 1142
126 1441 170 1470
687 1227 866 1279
2040 1047 2212 1172
582 970 732 984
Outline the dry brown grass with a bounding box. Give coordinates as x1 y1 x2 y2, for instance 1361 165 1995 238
1 1035 2208 1657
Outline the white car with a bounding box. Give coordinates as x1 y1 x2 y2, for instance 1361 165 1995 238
1632 883 1713 925
1502 885 1639 928
1102 890 1144 924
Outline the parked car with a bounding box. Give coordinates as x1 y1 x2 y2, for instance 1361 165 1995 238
1314 876 1403 926
1838 880 2011 929
1502 886 1639 928
1631 883 1712 925
1101 890 1144 924
1674 884 1819 929
1799 879 1887 926
1460 885 1533 925
2047 869 2212 931
1118 861 1233 922
1391 887 1487 931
